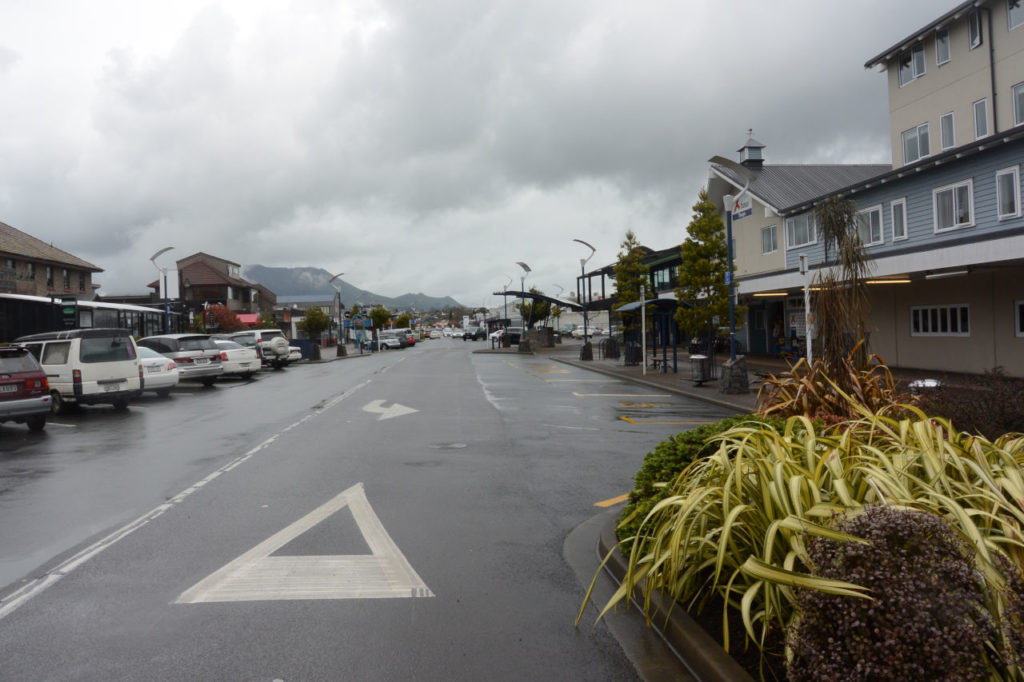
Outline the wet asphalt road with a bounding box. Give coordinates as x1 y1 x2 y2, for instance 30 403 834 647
0 340 735 680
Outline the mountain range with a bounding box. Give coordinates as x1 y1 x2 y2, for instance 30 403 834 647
244 265 464 311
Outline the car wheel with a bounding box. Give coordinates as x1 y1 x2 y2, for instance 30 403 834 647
26 415 46 432
272 360 285 370
156 388 172 398
201 377 217 387
50 391 65 416
112 399 129 411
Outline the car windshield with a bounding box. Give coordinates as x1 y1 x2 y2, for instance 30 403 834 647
216 340 244 350
138 347 164 359
179 337 217 351
80 335 137 363
0 350 41 373
261 331 284 340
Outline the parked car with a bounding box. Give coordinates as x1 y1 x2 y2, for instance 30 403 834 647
429 329 441 339
16 328 143 414
463 326 486 341
377 333 403 350
452 328 465 339
288 345 303 362
489 328 505 341
0 346 50 430
212 339 259 379
137 334 224 386
137 346 180 397
505 327 523 344
218 329 291 369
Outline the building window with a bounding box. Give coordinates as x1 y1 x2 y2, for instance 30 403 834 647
898 43 926 86
1010 0 1024 30
936 29 951 64
974 99 989 138
27 263 35 280
940 112 955 149
79 272 86 291
785 214 816 249
45 266 54 288
1017 300 1024 337
911 304 970 337
997 166 1021 219
62 269 70 289
891 198 908 241
933 179 974 232
856 205 884 246
1014 82 1024 126
902 123 930 164
969 11 983 49
761 225 777 254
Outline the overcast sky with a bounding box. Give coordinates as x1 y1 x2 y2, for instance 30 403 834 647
0 0 950 307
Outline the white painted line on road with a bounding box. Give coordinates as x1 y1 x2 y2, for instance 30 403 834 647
542 424 600 431
43 422 76 428
176 482 433 603
543 379 620 383
0 379 374 622
362 400 418 421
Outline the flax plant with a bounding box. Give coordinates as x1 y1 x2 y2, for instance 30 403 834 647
579 403 1024 677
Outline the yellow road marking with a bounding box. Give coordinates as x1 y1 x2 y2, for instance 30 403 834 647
595 493 630 508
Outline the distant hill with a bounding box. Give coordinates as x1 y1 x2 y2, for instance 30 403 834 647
244 265 464 311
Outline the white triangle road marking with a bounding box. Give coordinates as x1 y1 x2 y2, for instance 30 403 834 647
176 483 433 603
362 399 419 421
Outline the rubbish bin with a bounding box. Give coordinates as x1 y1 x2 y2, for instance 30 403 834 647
690 354 711 385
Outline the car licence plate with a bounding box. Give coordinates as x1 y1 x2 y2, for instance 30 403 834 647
0 384 17 393
146 366 161 373
194 358 210 365
104 383 120 392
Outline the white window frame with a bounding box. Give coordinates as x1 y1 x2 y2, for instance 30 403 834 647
969 11 983 49
911 304 970 337
974 98 989 138
1010 0 1024 30
1014 82 1024 126
933 179 975 232
996 166 1021 220
1017 300 1024 338
902 123 930 164
761 225 778 254
856 205 884 246
785 214 816 250
936 28 951 65
891 198 908 241
898 43 926 86
940 112 955 150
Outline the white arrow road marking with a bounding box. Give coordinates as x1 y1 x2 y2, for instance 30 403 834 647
362 399 419 421
176 483 433 603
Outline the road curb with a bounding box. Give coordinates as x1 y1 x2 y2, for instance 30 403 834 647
593 513 755 682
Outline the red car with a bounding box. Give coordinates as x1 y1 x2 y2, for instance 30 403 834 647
0 346 50 431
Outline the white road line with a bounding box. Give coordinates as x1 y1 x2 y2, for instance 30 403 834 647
177 483 432 603
541 424 600 431
0 378 373 622
573 392 672 398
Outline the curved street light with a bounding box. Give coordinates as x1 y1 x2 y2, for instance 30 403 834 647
149 246 174 333
516 262 531 330
708 156 754 364
329 272 346 355
573 239 596 359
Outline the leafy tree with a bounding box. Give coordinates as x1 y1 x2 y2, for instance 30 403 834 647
551 305 562 326
517 287 550 329
394 313 411 328
813 196 873 372
674 188 745 345
205 304 246 332
612 230 649 330
297 306 330 340
349 304 361 317
369 306 391 331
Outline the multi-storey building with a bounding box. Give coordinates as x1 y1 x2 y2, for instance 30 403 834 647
0 220 101 299
176 252 276 318
710 0 1024 375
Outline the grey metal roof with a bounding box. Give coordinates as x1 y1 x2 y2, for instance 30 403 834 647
864 0 985 69
710 163 891 213
0 220 102 271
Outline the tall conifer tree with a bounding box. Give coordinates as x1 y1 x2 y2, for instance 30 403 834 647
613 230 649 330
674 188 745 343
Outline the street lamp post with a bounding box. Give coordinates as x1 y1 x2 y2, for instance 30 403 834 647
149 246 174 334
502 275 512 327
329 272 346 357
516 261 531 351
573 238 596 360
708 155 755 392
